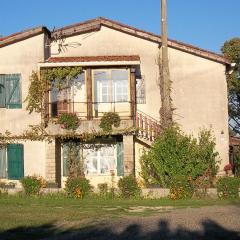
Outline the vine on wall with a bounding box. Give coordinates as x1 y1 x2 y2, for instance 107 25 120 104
25 66 83 114
0 124 135 146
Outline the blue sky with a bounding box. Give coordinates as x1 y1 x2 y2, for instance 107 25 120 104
0 0 239 53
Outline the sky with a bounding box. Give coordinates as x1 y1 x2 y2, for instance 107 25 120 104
0 0 239 53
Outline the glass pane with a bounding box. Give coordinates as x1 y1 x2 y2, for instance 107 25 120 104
113 79 128 102
112 70 128 102
84 149 98 174
99 145 115 174
94 71 110 103
100 157 115 174
136 76 146 104
112 70 128 81
72 73 85 101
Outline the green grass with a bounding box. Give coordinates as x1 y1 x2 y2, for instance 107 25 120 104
0 194 239 239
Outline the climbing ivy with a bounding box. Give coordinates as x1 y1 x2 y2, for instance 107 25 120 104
25 66 83 114
0 124 136 145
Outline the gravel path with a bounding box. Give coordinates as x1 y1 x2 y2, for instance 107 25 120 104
55 205 240 240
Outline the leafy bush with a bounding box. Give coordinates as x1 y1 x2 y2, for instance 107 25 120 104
65 177 91 198
98 183 108 197
99 112 121 132
140 127 219 198
118 175 141 198
233 150 240 176
169 177 194 200
21 176 42 196
58 113 79 130
216 177 240 199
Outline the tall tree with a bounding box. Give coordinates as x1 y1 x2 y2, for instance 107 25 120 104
221 38 240 134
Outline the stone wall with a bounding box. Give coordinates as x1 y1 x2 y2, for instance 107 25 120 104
123 135 134 175
45 141 56 182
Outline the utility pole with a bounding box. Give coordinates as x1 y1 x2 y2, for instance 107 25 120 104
160 0 172 128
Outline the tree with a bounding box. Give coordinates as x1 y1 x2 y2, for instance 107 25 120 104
221 38 240 134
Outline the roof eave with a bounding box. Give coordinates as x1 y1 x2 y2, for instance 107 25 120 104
52 17 229 65
0 26 50 48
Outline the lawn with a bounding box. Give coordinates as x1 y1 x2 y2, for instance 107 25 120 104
0 195 239 239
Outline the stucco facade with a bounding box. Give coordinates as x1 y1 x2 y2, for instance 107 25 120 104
0 18 229 188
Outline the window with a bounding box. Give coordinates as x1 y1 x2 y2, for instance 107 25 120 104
50 72 85 117
112 70 128 102
0 74 22 108
136 75 146 104
94 69 128 103
0 144 24 180
84 145 116 175
62 141 124 176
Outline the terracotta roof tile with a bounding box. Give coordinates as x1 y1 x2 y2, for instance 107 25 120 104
47 55 140 63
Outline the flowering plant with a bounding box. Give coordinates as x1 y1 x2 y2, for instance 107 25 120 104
224 163 233 171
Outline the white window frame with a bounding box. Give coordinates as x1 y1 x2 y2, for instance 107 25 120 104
93 69 130 103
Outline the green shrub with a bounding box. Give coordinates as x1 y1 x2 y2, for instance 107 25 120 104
65 177 91 199
118 175 141 198
98 183 108 197
140 127 219 192
169 176 194 200
58 113 79 130
99 112 121 132
233 150 240 176
21 176 42 196
216 177 240 199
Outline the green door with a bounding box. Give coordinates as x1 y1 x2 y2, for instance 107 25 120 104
7 144 24 180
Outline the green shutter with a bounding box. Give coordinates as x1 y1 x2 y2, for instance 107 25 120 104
7 144 24 180
6 74 22 109
0 147 7 178
62 144 69 176
117 142 124 176
0 75 6 108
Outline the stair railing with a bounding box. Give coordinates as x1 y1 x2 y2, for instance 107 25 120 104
135 110 162 142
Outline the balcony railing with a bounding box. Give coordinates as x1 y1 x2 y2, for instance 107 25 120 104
46 100 133 120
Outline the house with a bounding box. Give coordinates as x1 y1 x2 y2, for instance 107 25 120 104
0 17 230 188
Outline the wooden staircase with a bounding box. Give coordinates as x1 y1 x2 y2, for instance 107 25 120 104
135 110 162 146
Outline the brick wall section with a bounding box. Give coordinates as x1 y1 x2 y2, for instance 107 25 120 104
123 135 135 175
45 140 56 182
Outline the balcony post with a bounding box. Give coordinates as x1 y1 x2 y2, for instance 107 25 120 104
130 68 136 120
86 68 93 120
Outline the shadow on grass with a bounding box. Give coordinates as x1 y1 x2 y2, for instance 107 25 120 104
0 219 239 240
